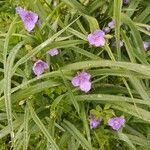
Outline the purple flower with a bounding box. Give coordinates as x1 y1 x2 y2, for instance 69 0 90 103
108 20 122 29
16 6 38 32
48 48 59 56
108 20 115 29
113 41 124 48
123 0 129 5
143 42 150 50
103 27 111 33
87 30 106 47
71 72 91 92
108 117 125 131
90 114 101 129
33 60 49 76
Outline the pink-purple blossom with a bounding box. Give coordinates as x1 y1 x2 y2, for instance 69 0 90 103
87 30 106 47
16 6 38 32
108 117 125 131
108 20 122 29
123 0 129 5
108 20 115 29
48 48 59 56
32 60 49 76
143 42 150 50
71 72 91 92
90 114 101 129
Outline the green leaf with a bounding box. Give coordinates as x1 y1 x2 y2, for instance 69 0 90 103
114 0 122 60
23 106 30 150
84 15 99 32
118 132 136 150
75 94 150 106
127 134 150 147
62 120 93 150
4 41 24 140
61 60 150 77
121 13 147 61
27 101 60 150
59 69 80 114
62 0 89 15
80 104 91 144
0 80 60 108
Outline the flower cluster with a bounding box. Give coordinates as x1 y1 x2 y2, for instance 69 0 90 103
90 114 125 131
32 48 59 77
16 6 130 136
16 6 149 95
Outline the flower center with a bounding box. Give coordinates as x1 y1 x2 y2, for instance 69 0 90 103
25 13 33 22
114 120 119 126
92 33 100 42
79 76 86 83
37 62 44 68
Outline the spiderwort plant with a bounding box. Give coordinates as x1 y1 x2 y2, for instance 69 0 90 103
108 117 125 131
16 6 38 32
87 30 106 47
71 72 91 92
32 60 49 76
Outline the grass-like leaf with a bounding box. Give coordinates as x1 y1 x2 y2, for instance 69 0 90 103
62 120 93 150
27 101 60 150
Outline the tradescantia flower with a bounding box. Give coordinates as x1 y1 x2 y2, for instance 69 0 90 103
108 20 115 29
108 117 125 131
143 42 150 50
90 114 101 129
48 48 59 56
33 60 49 76
108 20 122 29
16 6 38 32
87 30 106 47
123 0 129 5
71 72 91 92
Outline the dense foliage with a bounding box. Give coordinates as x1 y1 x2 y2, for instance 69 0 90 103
0 0 150 149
